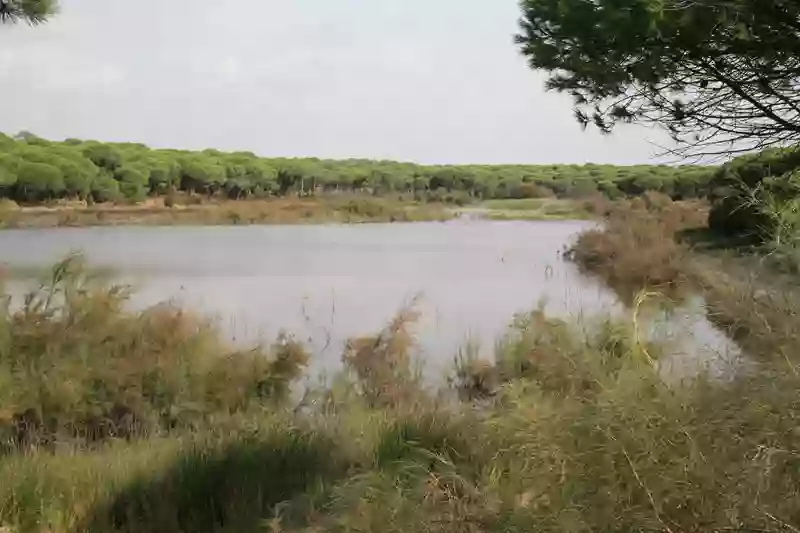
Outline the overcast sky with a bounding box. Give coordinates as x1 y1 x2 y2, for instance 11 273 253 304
0 0 671 165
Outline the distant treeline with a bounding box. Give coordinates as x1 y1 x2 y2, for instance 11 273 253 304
0 132 716 204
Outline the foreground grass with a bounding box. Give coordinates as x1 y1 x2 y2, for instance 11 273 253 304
0 254 798 533
0 196 454 229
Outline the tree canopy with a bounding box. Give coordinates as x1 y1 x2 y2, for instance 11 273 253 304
0 133 716 205
516 0 800 157
0 0 57 25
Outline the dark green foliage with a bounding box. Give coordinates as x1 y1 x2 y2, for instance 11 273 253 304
58 157 97 199
597 180 623 199
374 414 473 471
145 161 180 194
708 147 800 241
15 161 64 201
114 166 148 201
83 144 122 172
91 175 122 203
179 158 226 194
516 0 800 155
88 429 342 533
0 0 57 25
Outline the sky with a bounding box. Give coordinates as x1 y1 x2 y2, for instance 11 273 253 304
0 0 672 165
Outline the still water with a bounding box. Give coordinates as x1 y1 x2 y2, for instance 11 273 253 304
0 220 736 377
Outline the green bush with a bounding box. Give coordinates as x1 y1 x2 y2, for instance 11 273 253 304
708 147 800 242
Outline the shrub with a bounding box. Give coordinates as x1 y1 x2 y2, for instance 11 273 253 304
0 255 309 450
708 147 800 242
565 200 702 301
342 301 423 409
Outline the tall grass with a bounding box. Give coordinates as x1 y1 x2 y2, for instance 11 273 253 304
732 176 800 273
0 250 798 533
0 255 308 450
341 300 425 409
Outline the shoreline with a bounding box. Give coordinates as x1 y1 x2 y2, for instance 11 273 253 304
0 197 452 229
0 197 593 229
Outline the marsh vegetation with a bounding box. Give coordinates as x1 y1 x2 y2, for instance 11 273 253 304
1 203 799 533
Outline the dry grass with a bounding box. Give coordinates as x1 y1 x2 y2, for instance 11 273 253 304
0 196 453 229
341 299 425 409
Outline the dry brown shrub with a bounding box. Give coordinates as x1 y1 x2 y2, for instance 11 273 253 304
0 255 309 449
567 199 705 302
342 299 424 408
